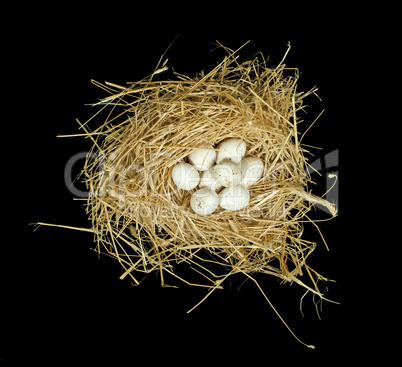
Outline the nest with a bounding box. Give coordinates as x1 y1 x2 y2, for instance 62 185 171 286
77 44 336 347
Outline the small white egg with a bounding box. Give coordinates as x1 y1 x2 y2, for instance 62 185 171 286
188 147 216 171
190 187 220 215
216 138 246 164
241 156 264 188
213 159 242 187
199 169 224 192
171 162 200 190
219 185 250 211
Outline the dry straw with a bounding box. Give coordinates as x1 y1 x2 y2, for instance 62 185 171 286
56 42 337 348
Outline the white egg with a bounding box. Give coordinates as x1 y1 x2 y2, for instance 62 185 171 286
199 169 223 192
219 185 250 211
213 159 242 187
171 162 200 190
216 138 246 164
188 147 216 171
241 156 264 188
190 187 220 215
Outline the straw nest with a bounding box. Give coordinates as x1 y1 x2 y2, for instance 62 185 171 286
77 44 336 344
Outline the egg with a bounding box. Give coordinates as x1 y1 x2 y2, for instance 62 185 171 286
219 185 250 211
241 156 264 188
188 147 216 171
216 138 246 164
171 162 200 190
213 159 242 187
199 169 223 192
190 188 220 215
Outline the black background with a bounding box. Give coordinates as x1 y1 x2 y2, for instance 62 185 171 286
2 7 379 366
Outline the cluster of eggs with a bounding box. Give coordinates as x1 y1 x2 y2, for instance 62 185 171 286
171 138 264 215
